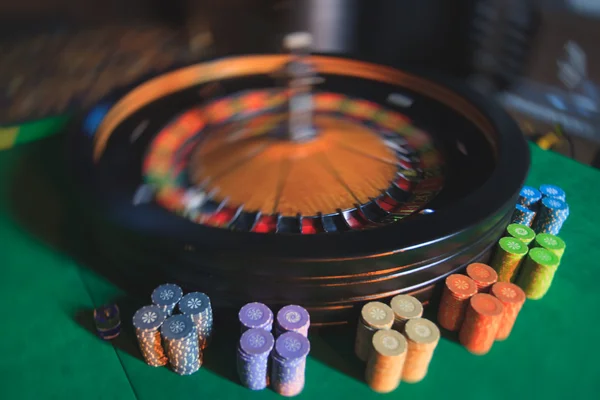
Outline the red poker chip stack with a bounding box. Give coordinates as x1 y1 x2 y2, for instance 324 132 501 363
458 294 504 355
437 274 478 331
465 263 498 293
490 282 526 341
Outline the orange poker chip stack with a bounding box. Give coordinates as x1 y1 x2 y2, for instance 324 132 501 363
365 330 408 393
466 263 498 293
437 274 478 331
459 293 504 355
490 282 526 341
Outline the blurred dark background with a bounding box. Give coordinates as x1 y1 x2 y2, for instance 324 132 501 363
1 0 600 166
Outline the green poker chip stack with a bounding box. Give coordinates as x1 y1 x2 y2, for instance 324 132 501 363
516 248 560 299
490 237 529 283
506 224 536 245
533 233 566 260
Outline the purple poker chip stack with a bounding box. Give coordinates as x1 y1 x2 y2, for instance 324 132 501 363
239 302 274 332
237 328 275 390
151 283 183 316
275 305 310 337
271 331 311 397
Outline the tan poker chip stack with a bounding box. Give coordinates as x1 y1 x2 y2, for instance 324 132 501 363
402 318 440 383
365 330 408 393
355 302 394 362
390 295 423 331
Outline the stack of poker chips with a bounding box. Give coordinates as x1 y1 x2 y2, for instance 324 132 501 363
161 314 201 375
275 305 310 337
178 292 213 349
515 247 560 299
390 295 423 331
511 204 536 226
490 282 526 341
539 184 566 201
437 274 478 331
532 197 570 235
506 223 536 245
94 304 121 340
465 263 498 293
132 305 168 367
237 328 275 391
402 318 440 383
365 329 407 393
151 283 183 316
533 233 566 260
355 302 394 361
239 302 274 332
271 331 311 397
458 293 504 355
517 185 542 208
489 237 528 282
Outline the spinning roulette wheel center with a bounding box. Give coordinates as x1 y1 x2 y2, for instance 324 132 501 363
69 36 529 325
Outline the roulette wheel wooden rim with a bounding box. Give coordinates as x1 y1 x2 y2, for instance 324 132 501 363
68 53 529 324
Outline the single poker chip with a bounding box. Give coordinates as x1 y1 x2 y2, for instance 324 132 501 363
239 328 275 357
444 274 478 299
465 263 498 292
371 329 407 357
178 292 211 315
518 186 542 207
528 247 560 268
160 314 195 340
404 318 440 345
274 331 311 361
539 184 566 201
94 304 121 331
361 302 394 329
491 282 526 305
469 293 504 317
133 305 166 331
151 283 183 315
534 233 566 259
239 302 274 331
390 295 423 321
506 224 536 244
276 305 310 335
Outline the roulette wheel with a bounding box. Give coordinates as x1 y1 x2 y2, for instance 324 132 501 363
69 33 529 326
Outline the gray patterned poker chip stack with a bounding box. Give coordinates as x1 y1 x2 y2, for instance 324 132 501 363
178 292 213 349
239 302 274 333
271 331 311 397
132 305 168 367
161 314 201 375
275 305 310 337
151 283 183 316
237 328 275 390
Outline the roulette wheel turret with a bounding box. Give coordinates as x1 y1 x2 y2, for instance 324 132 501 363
69 32 529 326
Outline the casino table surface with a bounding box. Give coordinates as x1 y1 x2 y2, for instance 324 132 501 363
1 134 599 399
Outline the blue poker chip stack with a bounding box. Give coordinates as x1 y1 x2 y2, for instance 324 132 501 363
239 302 274 333
237 328 275 390
161 314 201 375
517 186 542 208
132 305 168 367
178 292 213 349
271 331 311 397
539 184 566 201
151 284 183 316
533 197 570 235
511 204 536 227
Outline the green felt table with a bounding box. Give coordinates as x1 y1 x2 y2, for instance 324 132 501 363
1 134 599 400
